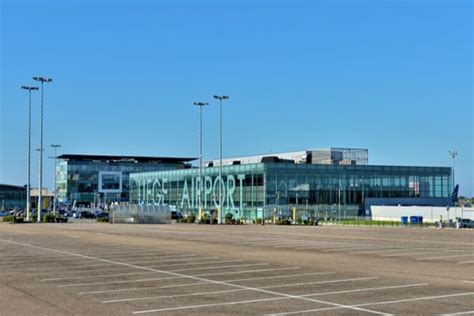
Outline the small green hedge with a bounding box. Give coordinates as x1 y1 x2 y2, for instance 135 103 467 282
43 213 56 223
3 215 15 222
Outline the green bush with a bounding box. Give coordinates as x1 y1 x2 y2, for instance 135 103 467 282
276 219 291 225
3 215 15 222
256 218 263 224
224 212 233 224
200 213 210 224
43 213 56 223
187 214 196 223
96 217 109 223
297 218 303 225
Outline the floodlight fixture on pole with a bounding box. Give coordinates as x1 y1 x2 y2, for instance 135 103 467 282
448 149 458 190
21 85 39 222
213 95 229 224
193 102 208 220
51 144 61 215
33 76 52 222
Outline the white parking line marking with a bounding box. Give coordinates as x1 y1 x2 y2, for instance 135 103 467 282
102 277 380 303
44 263 270 282
16 254 202 273
0 239 385 315
170 262 269 272
381 249 468 258
349 247 403 255
442 311 474 315
78 271 334 295
268 292 474 315
113 283 428 307
43 271 159 282
458 261 474 264
59 267 300 287
417 254 474 261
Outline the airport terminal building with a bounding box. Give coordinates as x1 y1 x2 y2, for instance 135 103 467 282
56 154 194 206
129 148 453 220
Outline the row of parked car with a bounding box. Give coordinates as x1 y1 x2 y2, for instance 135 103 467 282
0 208 109 222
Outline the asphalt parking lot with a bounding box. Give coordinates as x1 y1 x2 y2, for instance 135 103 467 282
0 222 473 315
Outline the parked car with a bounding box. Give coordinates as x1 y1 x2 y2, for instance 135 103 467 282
77 211 96 219
171 211 183 220
95 211 109 220
55 210 69 223
457 218 474 229
0 210 9 217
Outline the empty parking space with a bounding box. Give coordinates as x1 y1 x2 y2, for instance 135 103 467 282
0 222 472 315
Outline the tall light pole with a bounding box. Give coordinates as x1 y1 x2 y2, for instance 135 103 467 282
33 76 52 222
193 102 208 219
213 95 229 224
51 144 61 215
448 149 458 190
21 85 39 222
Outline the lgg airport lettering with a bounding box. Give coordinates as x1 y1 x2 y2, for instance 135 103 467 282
136 174 246 210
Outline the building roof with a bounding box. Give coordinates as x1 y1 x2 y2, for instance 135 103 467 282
0 184 26 191
57 154 196 164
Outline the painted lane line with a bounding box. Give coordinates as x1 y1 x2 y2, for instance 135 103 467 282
148 259 243 268
381 249 468 258
104 288 246 303
15 256 199 272
267 292 474 316
442 311 474 315
78 271 333 295
131 286 397 315
169 262 269 273
349 248 407 255
417 254 474 261
121 283 428 307
36 257 226 277
322 246 382 253
0 239 386 316
102 277 380 304
59 267 300 288
261 277 378 289
458 261 474 264
44 263 269 282
43 271 160 282
462 280 474 284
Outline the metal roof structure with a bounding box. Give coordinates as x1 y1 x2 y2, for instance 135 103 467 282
57 154 196 164
0 184 26 191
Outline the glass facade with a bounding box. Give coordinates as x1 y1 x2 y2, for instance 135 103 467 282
129 163 452 220
0 184 26 210
57 156 192 206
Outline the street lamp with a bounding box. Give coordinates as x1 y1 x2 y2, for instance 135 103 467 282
193 102 208 220
448 149 457 190
51 144 61 215
213 95 229 224
33 76 52 222
21 85 39 222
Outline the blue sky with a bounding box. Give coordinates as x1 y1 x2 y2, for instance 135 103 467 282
1 0 473 196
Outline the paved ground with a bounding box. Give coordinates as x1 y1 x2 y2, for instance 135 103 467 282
0 222 473 315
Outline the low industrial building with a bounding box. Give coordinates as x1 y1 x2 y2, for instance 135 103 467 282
129 148 453 221
371 205 473 223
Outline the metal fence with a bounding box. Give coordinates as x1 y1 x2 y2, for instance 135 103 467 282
111 204 171 224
